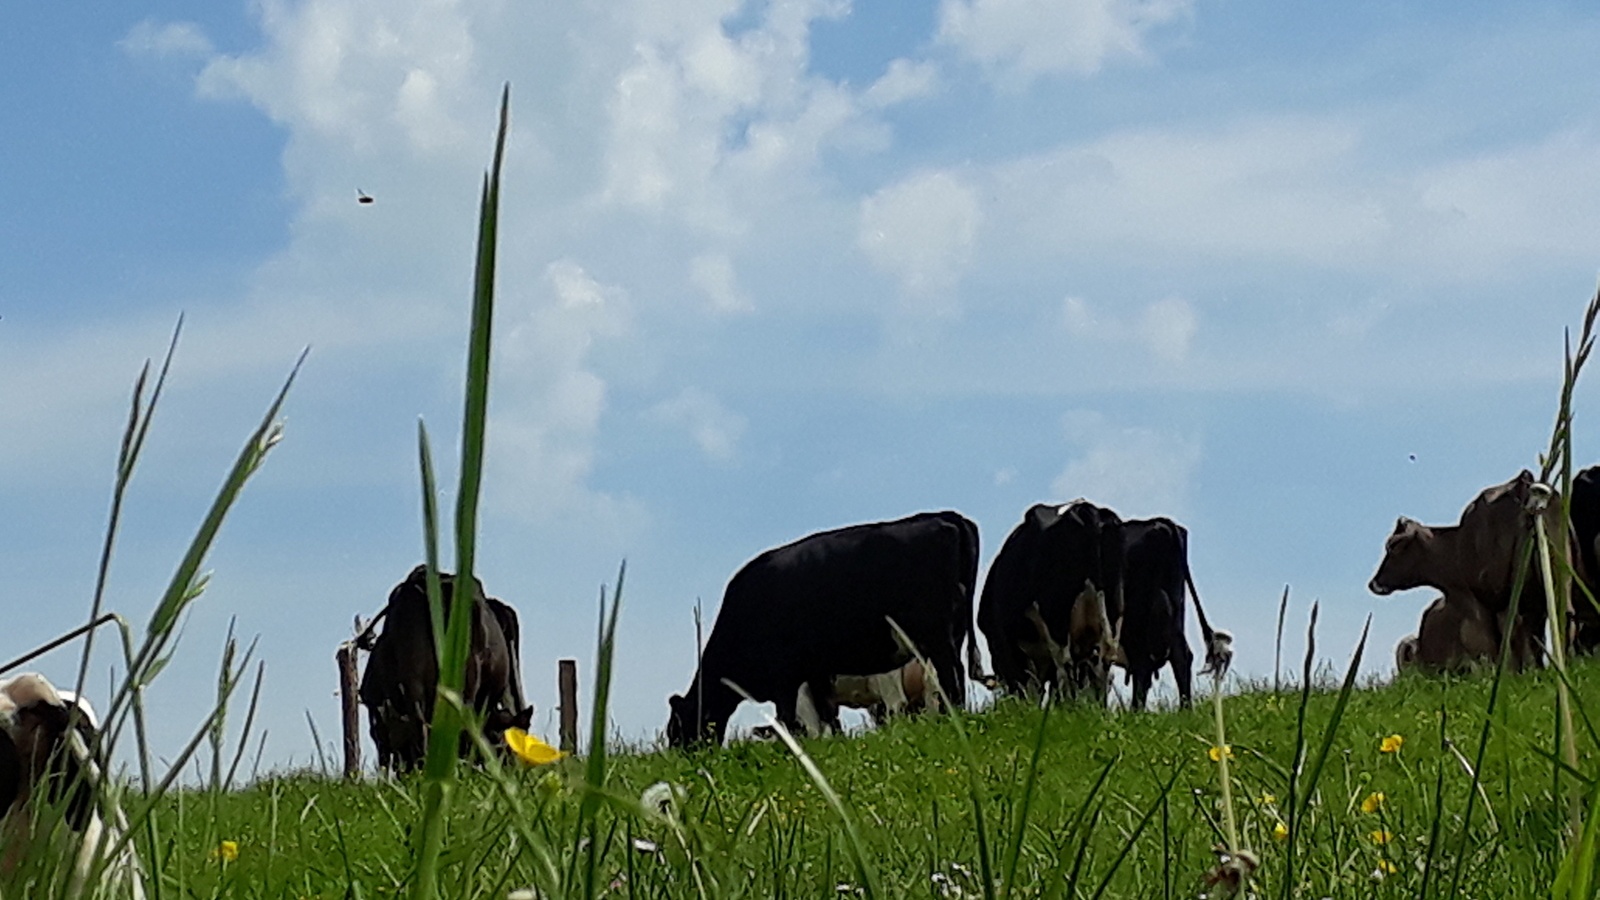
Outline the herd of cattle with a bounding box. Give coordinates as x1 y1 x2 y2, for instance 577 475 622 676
349 466 1600 764
8 465 1600 883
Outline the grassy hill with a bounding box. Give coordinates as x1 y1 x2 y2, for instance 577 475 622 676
144 657 1596 899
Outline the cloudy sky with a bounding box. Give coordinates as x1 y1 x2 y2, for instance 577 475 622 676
5 0 1600 771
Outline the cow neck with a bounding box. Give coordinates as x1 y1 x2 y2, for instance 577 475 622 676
684 674 740 737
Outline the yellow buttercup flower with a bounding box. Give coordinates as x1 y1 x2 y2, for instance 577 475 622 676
1208 745 1234 762
213 840 239 862
505 728 565 766
1258 793 1277 806
1380 734 1404 753
1361 792 1386 814
1369 829 1394 845
1272 821 1288 842
1376 859 1399 874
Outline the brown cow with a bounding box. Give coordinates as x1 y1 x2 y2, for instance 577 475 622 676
1370 470 1557 671
1394 594 1499 673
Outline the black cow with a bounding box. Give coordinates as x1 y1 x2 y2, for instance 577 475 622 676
357 565 531 772
666 511 980 747
978 501 1127 700
1569 465 1600 652
1118 517 1227 710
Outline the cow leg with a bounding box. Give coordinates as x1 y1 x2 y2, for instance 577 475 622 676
1170 637 1196 709
1129 669 1154 711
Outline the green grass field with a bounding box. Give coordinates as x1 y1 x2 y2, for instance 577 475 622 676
134 659 1595 900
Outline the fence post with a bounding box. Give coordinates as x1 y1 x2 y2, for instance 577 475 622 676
559 658 578 754
336 640 362 779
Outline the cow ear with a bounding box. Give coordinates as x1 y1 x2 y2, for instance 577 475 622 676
1392 517 1412 536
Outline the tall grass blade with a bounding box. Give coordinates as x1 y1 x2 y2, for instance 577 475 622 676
412 85 510 900
578 565 626 900
74 317 181 713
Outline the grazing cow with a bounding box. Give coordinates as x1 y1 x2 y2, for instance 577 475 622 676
1118 517 1229 710
1369 470 1556 671
357 565 532 771
0 673 146 900
667 511 980 747
979 501 1128 700
794 660 935 735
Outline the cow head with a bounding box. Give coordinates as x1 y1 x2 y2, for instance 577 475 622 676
0 675 97 833
666 694 723 748
1064 580 1125 702
1368 517 1438 595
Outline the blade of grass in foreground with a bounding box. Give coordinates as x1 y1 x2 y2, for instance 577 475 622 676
577 565 625 900
750 692 884 900
1282 607 1369 900
411 84 509 900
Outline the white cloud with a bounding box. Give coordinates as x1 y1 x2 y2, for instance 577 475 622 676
862 59 939 108
120 20 215 59
689 253 751 313
1051 410 1200 519
489 260 632 521
938 0 1192 84
1060 295 1199 364
1139 296 1196 363
649 387 747 460
858 170 983 307
196 0 479 158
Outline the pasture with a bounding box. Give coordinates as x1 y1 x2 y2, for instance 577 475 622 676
141 660 1595 899
9 92 1600 900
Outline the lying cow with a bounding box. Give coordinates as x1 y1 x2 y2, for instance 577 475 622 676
1393 593 1498 674
0 673 146 900
980 501 1126 700
357 565 532 771
667 511 980 747
1370 470 1557 671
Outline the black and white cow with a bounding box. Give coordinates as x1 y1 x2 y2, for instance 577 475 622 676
978 501 1127 700
357 565 532 772
1117 517 1228 709
667 511 980 747
0 673 146 899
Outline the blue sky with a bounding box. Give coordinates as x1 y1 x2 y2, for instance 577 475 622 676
5 0 1600 771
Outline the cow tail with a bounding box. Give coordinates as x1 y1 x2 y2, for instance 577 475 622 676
1183 557 1232 677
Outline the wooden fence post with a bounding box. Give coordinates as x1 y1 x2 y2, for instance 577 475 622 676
336 641 362 779
558 658 578 754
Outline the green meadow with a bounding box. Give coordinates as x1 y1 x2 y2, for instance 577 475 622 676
145 662 1598 899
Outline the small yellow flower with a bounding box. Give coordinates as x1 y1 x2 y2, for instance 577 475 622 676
1208 745 1234 762
1361 792 1386 814
1380 734 1404 754
213 840 239 862
1257 793 1277 806
1376 859 1399 874
1272 821 1289 842
505 728 565 766
1369 829 1394 845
